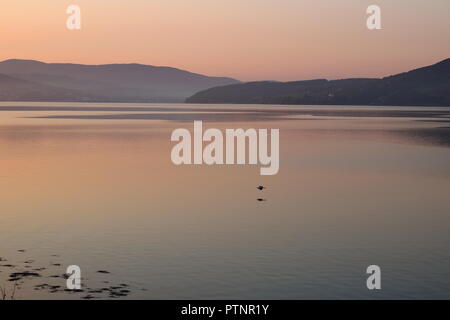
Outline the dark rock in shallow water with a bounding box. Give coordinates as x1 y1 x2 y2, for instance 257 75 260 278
109 292 127 298
1 264 16 268
88 289 103 294
2 252 134 299
33 267 46 271
35 283 51 290
34 283 62 293
9 271 41 279
64 288 84 293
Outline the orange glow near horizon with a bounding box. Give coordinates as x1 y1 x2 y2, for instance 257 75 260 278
1 0 449 81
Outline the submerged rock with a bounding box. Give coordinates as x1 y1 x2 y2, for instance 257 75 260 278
9 271 41 282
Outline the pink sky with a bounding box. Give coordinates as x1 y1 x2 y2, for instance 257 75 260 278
1 0 449 81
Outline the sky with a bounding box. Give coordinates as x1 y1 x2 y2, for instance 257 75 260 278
0 0 449 81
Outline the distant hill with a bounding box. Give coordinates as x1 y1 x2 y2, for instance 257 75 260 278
186 58 450 106
0 73 80 101
0 59 239 102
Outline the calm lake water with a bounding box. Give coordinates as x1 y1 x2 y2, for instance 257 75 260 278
1 102 450 299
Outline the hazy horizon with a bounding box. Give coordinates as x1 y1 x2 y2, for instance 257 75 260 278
1 0 449 81
1 56 447 83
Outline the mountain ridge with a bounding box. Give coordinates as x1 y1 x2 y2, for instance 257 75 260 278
186 58 450 106
0 59 239 102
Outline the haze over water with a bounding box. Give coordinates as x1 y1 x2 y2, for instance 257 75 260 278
1 102 450 299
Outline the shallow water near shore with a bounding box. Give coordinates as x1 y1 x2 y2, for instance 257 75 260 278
1 102 450 299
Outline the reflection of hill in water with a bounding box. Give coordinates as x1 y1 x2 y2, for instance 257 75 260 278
11 105 449 147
